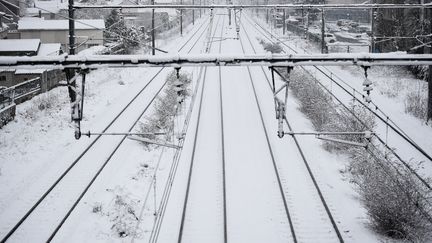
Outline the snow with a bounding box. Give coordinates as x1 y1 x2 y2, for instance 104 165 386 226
37 43 62 56
1 8 431 243
18 19 106 31
0 39 40 53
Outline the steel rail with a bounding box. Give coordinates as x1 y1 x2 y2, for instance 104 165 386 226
2 53 432 69
0 17 210 243
149 13 219 243
47 16 213 243
240 16 345 243
73 3 432 9
239 22 298 243
245 14 432 190
149 13 218 243
177 13 226 243
245 14 432 179
217 17 228 243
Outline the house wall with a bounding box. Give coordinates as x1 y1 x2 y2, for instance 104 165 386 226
0 71 14 87
20 29 104 52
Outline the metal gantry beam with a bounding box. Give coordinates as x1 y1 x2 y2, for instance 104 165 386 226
1 53 432 69
73 3 432 10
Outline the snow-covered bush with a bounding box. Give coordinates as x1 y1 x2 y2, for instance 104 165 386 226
350 148 432 241
138 70 192 149
405 90 427 120
105 187 141 238
283 68 375 152
280 67 432 241
23 92 61 120
258 38 283 54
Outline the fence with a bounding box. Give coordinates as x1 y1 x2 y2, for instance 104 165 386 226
0 77 41 128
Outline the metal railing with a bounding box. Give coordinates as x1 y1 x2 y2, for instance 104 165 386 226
0 77 41 109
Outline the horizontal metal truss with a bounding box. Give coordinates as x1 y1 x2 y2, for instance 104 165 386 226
73 4 432 10
1 53 432 70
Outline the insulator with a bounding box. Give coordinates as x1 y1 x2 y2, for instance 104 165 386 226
363 86 373 92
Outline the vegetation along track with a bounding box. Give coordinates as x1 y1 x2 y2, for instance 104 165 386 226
240 14 345 243
0 16 211 243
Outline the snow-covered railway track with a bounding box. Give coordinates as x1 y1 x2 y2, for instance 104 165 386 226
175 14 228 243
0 18 211 243
238 14 345 243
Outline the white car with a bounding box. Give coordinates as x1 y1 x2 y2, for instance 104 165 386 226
324 33 337 43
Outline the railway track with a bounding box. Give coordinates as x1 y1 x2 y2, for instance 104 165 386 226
161 11 342 243
0 17 211 243
239 14 345 243
176 13 227 243
243 14 432 186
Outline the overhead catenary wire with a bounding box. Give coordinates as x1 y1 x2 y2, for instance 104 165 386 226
73 3 432 10
148 14 216 243
238 34 299 243
240 16 345 243
246 14 423 151
5 0 168 53
244 14 432 182
176 13 224 243
0 16 210 243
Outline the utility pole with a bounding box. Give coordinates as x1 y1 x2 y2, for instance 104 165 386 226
427 3 432 122
192 0 195 25
321 8 326 54
68 0 79 138
151 0 155 55
227 0 231 25
370 0 375 53
266 0 269 24
283 8 286 35
68 0 75 55
180 0 183 36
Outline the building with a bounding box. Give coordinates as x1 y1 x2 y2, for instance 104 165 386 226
0 39 64 90
375 0 432 53
0 0 25 21
17 18 105 52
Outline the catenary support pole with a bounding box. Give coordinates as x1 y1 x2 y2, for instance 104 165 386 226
192 0 195 25
427 2 432 122
283 8 286 35
428 66 432 122
180 0 183 36
152 0 155 55
321 8 326 54
370 0 375 53
68 0 75 55
266 0 269 23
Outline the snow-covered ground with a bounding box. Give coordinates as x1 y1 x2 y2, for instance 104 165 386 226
249 14 432 181
1 8 431 243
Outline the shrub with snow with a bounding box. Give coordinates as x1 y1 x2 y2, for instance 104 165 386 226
350 148 432 241
138 70 192 149
280 67 432 241
405 90 427 121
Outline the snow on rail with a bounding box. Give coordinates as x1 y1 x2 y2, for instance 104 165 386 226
74 3 432 9
0 53 432 70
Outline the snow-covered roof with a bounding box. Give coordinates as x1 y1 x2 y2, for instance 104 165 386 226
14 69 46 74
33 0 67 13
18 19 105 31
0 39 40 53
37 43 62 56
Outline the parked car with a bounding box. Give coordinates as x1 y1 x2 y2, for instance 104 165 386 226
324 33 337 43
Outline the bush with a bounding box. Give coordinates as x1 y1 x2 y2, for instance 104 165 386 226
350 148 432 241
282 68 376 152
138 70 192 149
280 66 432 241
405 90 427 120
258 38 283 54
